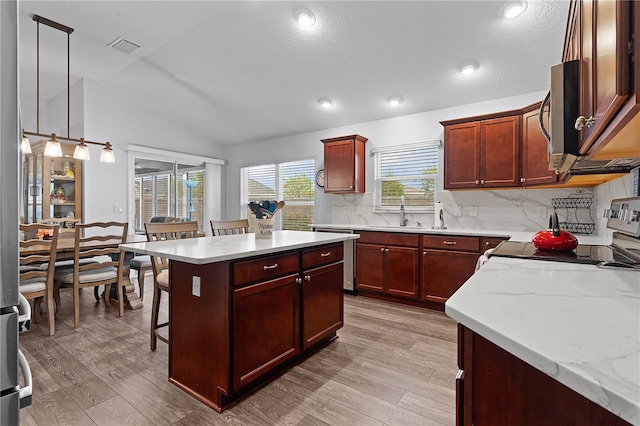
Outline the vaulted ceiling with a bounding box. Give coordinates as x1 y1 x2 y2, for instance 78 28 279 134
18 1 568 146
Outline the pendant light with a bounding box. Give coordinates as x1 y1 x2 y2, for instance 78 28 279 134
100 142 115 163
43 134 63 157
73 138 90 160
21 133 32 154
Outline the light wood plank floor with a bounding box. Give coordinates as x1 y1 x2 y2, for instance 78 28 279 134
19 272 458 426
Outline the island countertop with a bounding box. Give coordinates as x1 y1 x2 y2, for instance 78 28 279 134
445 256 640 424
119 230 359 264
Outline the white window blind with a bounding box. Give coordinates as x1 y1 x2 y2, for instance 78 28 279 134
373 141 440 211
241 159 315 231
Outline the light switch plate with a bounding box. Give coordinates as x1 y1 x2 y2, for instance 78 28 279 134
192 276 201 297
453 205 462 216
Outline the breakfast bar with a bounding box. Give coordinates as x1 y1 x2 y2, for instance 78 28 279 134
120 230 358 412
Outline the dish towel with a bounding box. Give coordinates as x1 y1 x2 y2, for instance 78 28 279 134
474 248 496 271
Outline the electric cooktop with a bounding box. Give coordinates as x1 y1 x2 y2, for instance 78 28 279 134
489 241 640 268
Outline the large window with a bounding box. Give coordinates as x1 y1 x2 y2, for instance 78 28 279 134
241 159 315 231
373 141 440 212
133 160 206 233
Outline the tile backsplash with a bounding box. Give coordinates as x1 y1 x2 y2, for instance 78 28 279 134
330 174 634 238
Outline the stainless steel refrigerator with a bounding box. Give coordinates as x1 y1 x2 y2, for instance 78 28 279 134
1 1 33 424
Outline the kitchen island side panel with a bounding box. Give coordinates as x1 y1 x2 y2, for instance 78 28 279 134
169 260 231 411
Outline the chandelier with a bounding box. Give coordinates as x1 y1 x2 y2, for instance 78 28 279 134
21 15 115 163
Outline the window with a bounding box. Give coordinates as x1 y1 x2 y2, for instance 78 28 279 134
133 160 206 234
241 159 315 231
373 141 440 212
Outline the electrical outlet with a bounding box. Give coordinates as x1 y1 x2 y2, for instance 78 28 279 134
469 205 478 217
453 205 462 216
192 276 201 297
112 205 124 214
537 206 547 218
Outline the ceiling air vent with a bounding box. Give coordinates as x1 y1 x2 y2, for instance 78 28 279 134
108 37 141 54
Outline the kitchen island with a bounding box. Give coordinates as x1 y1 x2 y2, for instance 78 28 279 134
120 230 358 412
445 256 639 425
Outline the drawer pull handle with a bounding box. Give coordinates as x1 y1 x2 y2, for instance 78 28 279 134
320 252 331 257
443 241 457 245
263 263 278 270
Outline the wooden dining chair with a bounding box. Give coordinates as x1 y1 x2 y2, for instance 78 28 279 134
53 221 128 329
19 223 60 336
210 219 249 236
144 220 199 351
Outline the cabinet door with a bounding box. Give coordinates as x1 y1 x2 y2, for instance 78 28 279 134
422 249 479 304
302 262 343 349
578 0 630 153
233 274 300 390
521 108 558 186
385 246 420 298
480 116 520 188
355 243 385 292
324 139 356 192
444 122 481 189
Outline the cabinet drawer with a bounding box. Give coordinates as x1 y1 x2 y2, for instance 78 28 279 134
233 251 299 286
422 235 480 252
302 243 343 269
357 231 419 247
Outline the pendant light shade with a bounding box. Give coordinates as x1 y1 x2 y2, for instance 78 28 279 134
44 134 63 157
100 142 115 163
73 138 90 160
21 135 32 154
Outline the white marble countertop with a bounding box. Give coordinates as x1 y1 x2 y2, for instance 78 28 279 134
310 223 611 245
445 256 640 424
119 230 359 264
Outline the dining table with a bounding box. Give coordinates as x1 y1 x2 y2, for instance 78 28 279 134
20 233 147 310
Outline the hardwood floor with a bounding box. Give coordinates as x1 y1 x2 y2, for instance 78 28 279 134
19 273 458 425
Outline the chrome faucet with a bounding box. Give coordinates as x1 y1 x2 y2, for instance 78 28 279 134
400 196 408 227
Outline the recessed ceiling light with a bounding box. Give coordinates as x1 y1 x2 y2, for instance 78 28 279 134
387 96 403 107
501 1 527 19
459 62 479 75
295 9 316 27
318 98 333 108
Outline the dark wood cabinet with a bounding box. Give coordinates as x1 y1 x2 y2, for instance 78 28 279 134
443 115 519 189
233 274 300 390
456 324 630 426
521 103 558 186
355 231 420 298
302 262 343 349
479 236 509 252
321 134 368 193
421 235 480 305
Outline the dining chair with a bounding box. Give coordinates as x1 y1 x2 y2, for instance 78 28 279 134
210 219 249 236
19 223 59 336
130 216 182 301
144 220 199 351
53 221 128 329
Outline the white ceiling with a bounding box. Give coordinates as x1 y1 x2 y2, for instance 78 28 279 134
18 1 569 147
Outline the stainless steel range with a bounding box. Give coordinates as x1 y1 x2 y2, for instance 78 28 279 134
490 197 640 270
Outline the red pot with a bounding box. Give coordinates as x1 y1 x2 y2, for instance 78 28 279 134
532 212 579 252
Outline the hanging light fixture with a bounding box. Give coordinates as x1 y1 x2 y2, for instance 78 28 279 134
73 138 90 160
21 132 32 154
100 142 115 163
43 134 63 157
22 15 114 162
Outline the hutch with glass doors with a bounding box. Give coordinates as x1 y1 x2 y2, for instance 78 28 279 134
23 140 83 235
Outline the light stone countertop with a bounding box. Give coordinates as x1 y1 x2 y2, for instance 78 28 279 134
119 230 359 265
310 223 611 245
445 256 640 424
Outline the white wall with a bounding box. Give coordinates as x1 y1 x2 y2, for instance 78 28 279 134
223 91 548 222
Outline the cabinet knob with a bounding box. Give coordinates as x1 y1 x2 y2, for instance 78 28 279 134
380 247 385 252
475 180 479 185
520 177 526 183
574 115 595 131
480 180 485 185
304 275 311 281
385 248 389 253
295 277 302 284
485 241 491 246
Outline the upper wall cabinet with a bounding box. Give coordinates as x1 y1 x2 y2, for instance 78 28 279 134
564 0 639 159
521 103 559 186
321 134 368 193
442 113 520 189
